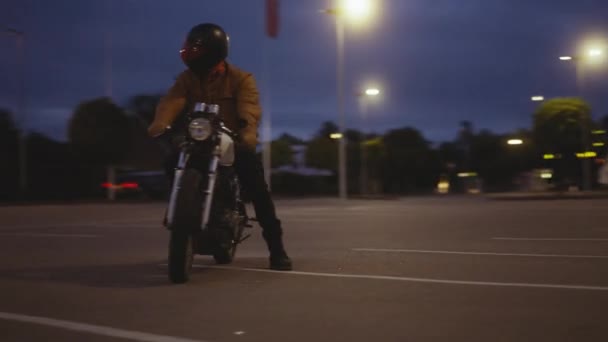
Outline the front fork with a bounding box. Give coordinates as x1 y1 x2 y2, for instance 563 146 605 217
166 151 189 227
201 153 220 229
166 148 220 231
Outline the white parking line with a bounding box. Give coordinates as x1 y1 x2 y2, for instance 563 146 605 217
493 237 608 242
0 233 100 238
352 248 608 259
0 311 207 342
188 265 608 291
0 218 161 230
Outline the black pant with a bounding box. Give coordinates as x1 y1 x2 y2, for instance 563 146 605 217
164 148 283 240
234 148 283 240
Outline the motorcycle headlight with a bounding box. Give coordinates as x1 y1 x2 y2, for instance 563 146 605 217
188 118 212 141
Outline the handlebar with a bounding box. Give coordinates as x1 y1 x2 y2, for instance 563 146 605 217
220 125 240 141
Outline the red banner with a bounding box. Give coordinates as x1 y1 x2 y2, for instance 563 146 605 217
266 0 280 38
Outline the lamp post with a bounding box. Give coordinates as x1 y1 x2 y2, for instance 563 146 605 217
1 26 26 198
559 47 604 191
358 87 380 195
323 0 376 200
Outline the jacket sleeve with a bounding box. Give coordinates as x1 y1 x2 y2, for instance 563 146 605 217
147 72 189 137
236 74 262 150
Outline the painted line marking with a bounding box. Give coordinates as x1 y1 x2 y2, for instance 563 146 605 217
0 233 100 238
352 248 608 259
177 265 608 292
493 237 608 242
0 311 208 342
0 218 161 230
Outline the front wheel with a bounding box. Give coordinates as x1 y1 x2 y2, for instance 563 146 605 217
168 231 194 284
167 168 202 283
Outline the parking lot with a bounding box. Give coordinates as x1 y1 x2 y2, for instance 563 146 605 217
1 197 607 341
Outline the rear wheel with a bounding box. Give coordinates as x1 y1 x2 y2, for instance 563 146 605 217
213 247 234 265
213 202 246 264
212 216 237 264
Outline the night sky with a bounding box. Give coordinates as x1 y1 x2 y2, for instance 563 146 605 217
2 0 608 144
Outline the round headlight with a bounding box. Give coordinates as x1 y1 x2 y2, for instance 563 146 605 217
188 118 212 141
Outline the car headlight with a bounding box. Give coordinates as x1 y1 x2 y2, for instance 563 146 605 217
188 118 212 141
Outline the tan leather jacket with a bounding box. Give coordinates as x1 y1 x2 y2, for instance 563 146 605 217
148 63 262 150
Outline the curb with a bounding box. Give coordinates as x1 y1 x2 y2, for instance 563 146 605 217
485 192 608 201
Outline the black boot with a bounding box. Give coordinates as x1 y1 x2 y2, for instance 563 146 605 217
263 232 292 271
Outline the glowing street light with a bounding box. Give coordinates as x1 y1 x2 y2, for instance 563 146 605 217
588 48 604 58
531 96 545 102
330 133 343 140
358 87 381 195
339 0 376 23
507 139 523 146
559 56 573 61
365 88 380 96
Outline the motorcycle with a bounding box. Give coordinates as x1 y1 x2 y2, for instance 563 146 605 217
163 102 250 284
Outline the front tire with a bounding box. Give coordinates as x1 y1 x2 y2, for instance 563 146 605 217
168 231 194 284
167 169 203 284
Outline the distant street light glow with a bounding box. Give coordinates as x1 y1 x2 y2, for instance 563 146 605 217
365 88 380 96
543 154 555 160
540 172 553 179
593 142 605 147
531 96 545 102
330 133 343 139
457 172 478 178
576 151 598 158
340 0 375 21
588 48 604 57
559 56 573 61
507 139 523 145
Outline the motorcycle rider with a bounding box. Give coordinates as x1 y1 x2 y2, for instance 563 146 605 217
148 23 292 271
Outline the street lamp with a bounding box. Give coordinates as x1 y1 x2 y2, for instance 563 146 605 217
323 0 376 200
588 48 604 58
531 96 545 102
365 88 380 96
358 87 380 195
507 139 523 146
341 0 376 22
1 25 26 198
558 44 605 191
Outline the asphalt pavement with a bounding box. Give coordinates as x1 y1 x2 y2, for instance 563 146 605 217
1 196 608 341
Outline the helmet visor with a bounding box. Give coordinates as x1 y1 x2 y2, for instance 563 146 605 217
180 41 205 65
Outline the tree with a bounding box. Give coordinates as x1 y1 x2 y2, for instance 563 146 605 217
381 127 440 194
533 98 592 187
270 138 294 168
0 109 19 200
305 121 339 172
305 137 338 172
276 133 304 145
316 121 340 139
68 98 132 199
127 94 162 125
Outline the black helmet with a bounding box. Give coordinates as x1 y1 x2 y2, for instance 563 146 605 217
180 23 229 73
